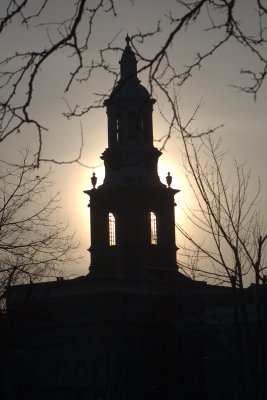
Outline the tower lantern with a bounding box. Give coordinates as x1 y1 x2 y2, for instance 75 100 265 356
84 36 179 277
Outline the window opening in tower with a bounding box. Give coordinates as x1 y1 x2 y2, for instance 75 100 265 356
150 212 157 245
128 111 137 140
109 213 116 246
115 113 121 143
141 112 147 141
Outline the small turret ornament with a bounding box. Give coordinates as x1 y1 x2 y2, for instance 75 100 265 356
166 172 172 188
91 172 97 189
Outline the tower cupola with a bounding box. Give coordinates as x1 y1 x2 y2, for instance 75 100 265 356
85 36 179 277
102 36 160 187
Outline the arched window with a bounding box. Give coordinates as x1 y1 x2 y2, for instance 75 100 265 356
141 112 147 141
128 111 137 140
141 112 147 129
109 213 116 246
150 212 157 245
115 113 121 143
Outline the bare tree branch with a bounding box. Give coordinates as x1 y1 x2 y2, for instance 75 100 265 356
0 152 80 308
0 1 266 164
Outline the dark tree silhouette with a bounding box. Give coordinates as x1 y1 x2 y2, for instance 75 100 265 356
177 134 267 287
175 127 267 399
0 154 79 309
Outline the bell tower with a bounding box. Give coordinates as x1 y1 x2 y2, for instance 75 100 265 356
85 36 179 277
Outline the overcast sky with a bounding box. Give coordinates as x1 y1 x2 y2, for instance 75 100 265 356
1 0 266 276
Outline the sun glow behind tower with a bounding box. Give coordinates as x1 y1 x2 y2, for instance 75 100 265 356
71 140 186 275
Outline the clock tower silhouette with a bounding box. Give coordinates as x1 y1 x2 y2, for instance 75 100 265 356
85 35 179 277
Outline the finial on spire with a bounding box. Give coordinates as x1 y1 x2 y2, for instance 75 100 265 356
125 34 131 46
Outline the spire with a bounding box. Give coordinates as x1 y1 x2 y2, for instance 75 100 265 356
119 34 138 82
125 33 130 46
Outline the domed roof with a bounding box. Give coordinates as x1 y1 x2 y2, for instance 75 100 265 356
111 78 150 100
109 35 150 101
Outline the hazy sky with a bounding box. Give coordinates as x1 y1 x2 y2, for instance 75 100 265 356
1 0 266 276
